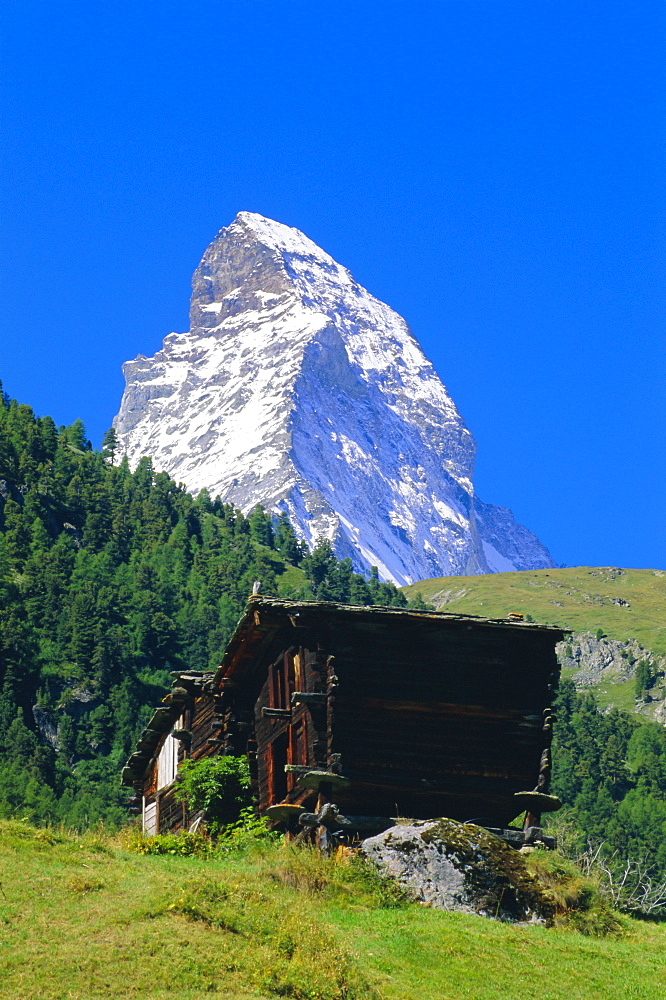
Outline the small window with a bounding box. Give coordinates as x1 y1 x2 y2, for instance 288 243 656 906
286 718 308 792
293 648 305 693
156 730 179 790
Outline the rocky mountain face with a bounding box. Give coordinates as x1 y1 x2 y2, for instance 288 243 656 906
114 212 555 585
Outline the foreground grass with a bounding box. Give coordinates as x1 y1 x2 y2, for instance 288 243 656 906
1 821 665 999
403 566 666 658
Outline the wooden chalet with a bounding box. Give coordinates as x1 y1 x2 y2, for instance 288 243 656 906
123 598 565 841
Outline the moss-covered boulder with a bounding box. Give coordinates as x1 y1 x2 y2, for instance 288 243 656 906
361 818 553 923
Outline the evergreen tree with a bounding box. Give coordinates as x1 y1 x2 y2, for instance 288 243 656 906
274 510 303 564
634 659 654 699
248 504 274 548
101 427 118 464
2 496 30 568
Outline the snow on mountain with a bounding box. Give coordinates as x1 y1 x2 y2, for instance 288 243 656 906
114 212 555 585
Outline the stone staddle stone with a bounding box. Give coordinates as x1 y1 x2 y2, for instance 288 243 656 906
361 818 553 924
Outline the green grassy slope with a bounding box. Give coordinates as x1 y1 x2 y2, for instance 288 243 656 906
403 566 666 657
1 821 665 1000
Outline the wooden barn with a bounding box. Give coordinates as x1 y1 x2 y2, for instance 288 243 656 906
123 597 565 841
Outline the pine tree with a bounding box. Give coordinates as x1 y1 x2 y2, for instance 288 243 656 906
275 510 303 564
101 427 118 464
248 505 274 548
2 496 30 568
635 659 654 700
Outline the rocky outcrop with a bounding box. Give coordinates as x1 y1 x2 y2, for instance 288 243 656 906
557 632 666 722
32 705 58 750
114 212 555 585
558 634 653 687
361 818 553 923
32 686 100 755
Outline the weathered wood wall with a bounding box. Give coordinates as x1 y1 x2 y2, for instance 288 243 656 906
140 689 225 835
327 617 557 824
252 647 328 813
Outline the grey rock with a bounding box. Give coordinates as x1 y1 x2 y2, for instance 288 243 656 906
361 818 553 923
32 705 58 750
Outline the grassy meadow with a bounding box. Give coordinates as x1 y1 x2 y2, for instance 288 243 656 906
1 820 665 1000
403 566 666 658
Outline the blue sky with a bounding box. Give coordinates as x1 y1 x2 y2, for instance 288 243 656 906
1 1 664 572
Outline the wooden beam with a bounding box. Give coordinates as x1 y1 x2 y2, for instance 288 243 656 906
291 692 327 707
262 707 291 719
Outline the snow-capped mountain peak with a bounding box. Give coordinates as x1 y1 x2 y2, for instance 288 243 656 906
230 211 339 264
114 212 554 585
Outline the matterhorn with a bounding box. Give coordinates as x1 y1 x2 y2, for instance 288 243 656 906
114 212 554 585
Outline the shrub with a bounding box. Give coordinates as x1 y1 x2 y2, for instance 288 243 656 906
128 830 214 856
270 845 408 908
576 840 666 918
215 806 279 852
173 755 252 834
526 849 626 937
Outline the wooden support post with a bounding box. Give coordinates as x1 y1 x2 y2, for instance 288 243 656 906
523 744 553 833
265 802 305 842
315 825 330 851
523 809 541 832
315 781 332 854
